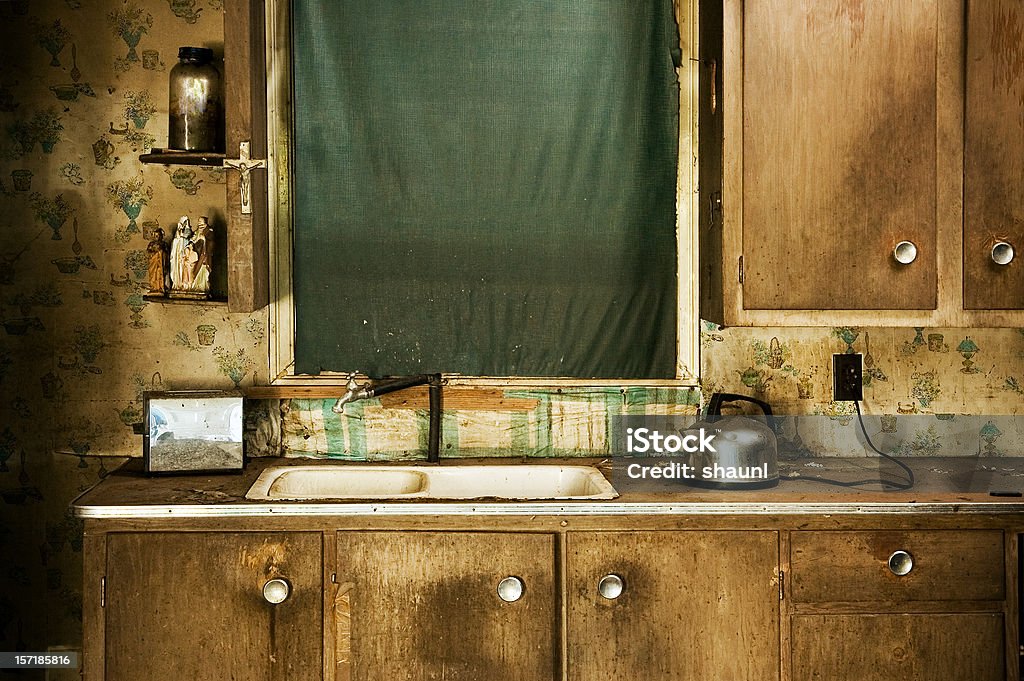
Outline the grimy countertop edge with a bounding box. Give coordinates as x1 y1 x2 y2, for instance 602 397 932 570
71 456 1024 519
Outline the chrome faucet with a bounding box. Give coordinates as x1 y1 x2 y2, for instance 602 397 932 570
331 373 373 413
331 372 443 462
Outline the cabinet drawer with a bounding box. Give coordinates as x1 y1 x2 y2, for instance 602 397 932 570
792 613 1004 681
789 530 1004 603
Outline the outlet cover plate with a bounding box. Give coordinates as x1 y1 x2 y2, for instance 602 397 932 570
833 353 863 402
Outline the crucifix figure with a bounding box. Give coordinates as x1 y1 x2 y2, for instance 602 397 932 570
223 141 267 215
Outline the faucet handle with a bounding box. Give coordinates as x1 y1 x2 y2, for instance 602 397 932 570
332 372 368 414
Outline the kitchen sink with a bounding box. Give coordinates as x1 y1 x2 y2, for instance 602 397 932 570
247 467 429 500
244 464 618 501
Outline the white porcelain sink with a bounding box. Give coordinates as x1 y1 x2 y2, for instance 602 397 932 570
245 465 618 501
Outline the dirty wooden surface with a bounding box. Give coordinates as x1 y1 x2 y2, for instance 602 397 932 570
566 530 779 680
71 455 1024 513
964 0 1024 311
103 532 322 681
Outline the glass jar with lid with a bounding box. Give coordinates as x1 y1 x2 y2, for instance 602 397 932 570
168 46 223 152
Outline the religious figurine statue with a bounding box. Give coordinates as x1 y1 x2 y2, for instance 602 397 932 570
189 216 213 294
169 215 193 293
168 215 211 299
146 227 168 297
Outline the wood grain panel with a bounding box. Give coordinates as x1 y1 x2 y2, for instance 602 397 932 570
566 531 779 681
82 531 105 681
790 530 1004 602
336 531 558 681
699 0 725 323
376 386 538 411
247 384 540 411
1005 533 1020 681
105 532 322 681
224 0 269 313
792 613 1004 681
965 0 1024 309
742 0 939 310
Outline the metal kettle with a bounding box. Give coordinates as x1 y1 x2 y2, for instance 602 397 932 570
682 393 779 490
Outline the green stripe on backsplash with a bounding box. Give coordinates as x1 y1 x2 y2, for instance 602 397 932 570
510 407 531 452
346 398 369 459
624 386 646 414
321 398 348 456
282 387 703 459
604 389 621 455
441 409 460 457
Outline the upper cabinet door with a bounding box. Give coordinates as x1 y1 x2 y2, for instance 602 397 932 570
706 0 973 325
964 0 1024 310
335 531 558 681
740 0 942 311
565 531 780 681
104 532 323 681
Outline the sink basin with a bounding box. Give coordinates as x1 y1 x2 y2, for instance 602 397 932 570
249 467 429 500
245 465 618 500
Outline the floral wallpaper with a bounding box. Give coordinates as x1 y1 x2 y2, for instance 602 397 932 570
701 324 1024 419
0 0 265 663
701 324 1024 459
0 0 1023 667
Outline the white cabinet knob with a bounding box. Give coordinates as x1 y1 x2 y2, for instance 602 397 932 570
497 576 524 602
888 550 914 576
992 242 1015 266
263 578 291 604
598 574 625 600
893 241 918 265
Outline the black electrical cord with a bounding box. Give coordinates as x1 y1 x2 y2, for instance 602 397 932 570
853 400 915 490
788 401 915 491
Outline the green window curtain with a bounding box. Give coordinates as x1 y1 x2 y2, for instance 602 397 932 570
292 0 680 378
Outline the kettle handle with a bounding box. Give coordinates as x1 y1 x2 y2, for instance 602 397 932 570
706 393 774 428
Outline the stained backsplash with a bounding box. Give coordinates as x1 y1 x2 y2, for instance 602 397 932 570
280 387 700 459
1 0 1024 660
278 324 1024 460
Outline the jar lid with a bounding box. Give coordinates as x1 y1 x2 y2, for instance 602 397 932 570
178 46 214 61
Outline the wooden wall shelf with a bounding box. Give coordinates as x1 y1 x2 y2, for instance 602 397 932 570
139 150 226 166
135 0 272 315
142 294 228 305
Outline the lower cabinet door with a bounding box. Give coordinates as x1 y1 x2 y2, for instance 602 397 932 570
104 532 323 681
566 531 780 681
335 531 558 681
791 613 1004 681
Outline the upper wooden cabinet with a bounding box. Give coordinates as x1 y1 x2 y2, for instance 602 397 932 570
701 0 1023 326
964 0 1024 311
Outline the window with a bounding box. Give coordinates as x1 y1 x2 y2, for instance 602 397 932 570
266 0 699 385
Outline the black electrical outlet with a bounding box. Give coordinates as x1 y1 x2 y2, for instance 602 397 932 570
833 353 863 402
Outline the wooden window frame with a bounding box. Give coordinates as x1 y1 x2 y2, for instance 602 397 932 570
263 0 701 388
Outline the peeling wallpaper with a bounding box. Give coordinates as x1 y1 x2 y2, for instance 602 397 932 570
0 0 1022 662
0 0 266 661
702 324 1024 418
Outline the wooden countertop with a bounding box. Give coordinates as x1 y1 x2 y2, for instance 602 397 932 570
71 456 1024 519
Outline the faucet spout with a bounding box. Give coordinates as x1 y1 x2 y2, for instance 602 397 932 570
331 372 443 463
331 374 371 414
